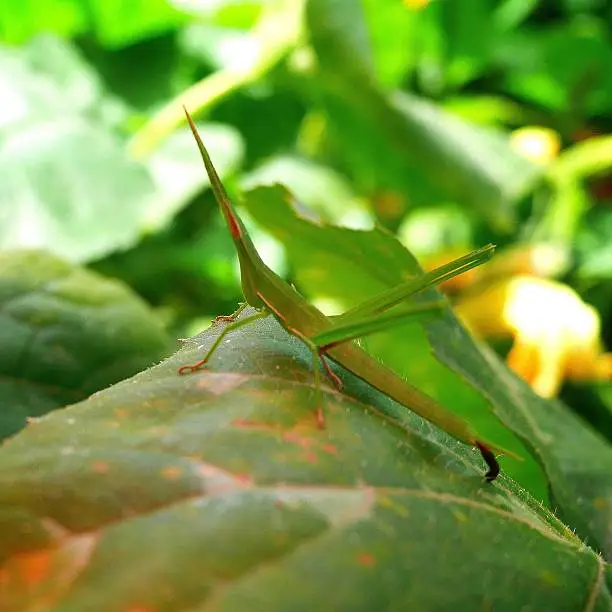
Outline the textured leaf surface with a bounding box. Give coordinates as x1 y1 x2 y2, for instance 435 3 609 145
429 327 612 561
242 184 612 560
0 310 609 611
0 250 171 440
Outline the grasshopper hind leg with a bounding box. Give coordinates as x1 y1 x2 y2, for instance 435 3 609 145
255 291 343 429
319 353 343 391
475 441 500 482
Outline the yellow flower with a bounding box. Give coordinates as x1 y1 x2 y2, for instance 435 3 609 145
403 0 432 9
455 276 612 397
422 243 569 295
509 126 561 165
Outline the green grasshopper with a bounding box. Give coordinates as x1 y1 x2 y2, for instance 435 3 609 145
180 108 511 481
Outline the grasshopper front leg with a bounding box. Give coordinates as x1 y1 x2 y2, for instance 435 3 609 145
212 302 249 324
178 308 269 375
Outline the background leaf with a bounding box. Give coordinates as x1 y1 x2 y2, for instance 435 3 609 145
0 0 187 46
88 0 187 48
0 250 171 441
306 0 539 232
0 0 88 44
0 36 243 263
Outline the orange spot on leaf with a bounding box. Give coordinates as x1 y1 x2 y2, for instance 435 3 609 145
356 553 376 568
161 467 183 480
322 443 338 455
196 463 254 492
235 472 253 485
283 432 316 449
11 550 52 585
231 418 276 432
304 452 318 464
594 497 607 509
147 426 170 437
91 461 110 474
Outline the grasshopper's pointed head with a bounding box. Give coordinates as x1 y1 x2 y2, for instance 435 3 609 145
184 108 268 308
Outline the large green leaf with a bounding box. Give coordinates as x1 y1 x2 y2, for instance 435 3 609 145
0 309 609 610
0 115 241 263
0 0 87 44
240 155 370 225
241 185 612 558
0 115 157 261
0 35 119 126
361 0 421 88
306 0 540 231
87 0 187 48
0 36 243 263
0 0 186 47
0 250 171 441
436 0 495 88
501 22 612 116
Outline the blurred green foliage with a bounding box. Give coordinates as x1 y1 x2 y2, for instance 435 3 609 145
2 0 612 499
